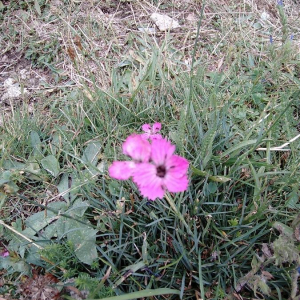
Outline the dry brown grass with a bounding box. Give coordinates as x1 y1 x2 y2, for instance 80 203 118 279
0 0 299 111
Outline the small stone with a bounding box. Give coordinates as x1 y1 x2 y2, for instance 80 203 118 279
20 69 27 79
138 27 156 34
261 12 270 21
2 77 29 101
150 13 180 31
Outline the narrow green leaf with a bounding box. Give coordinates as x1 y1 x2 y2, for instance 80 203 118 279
191 167 231 182
113 261 146 288
248 159 261 198
142 234 148 264
209 175 231 183
220 139 257 158
34 0 41 15
191 166 209 177
89 288 180 300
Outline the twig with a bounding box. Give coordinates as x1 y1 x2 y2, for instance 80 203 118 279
256 133 300 151
0 219 43 250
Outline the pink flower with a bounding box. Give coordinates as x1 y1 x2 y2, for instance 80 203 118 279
132 138 189 200
141 122 162 140
108 133 189 200
122 134 151 162
0 249 9 257
109 161 137 180
109 135 149 180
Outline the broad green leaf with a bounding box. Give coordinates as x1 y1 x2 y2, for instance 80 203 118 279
43 222 58 239
286 191 300 209
0 178 10 186
2 170 12 180
26 162 40 174
41 155 60 177
57 173 79 203
2 181 19 194
3 160 26 170
30 131 42 156
50 132 61 155
67 225 97 265
272 221 293 238
108 181 122 196
11 260 31 275
82 141 101 166
207 182 218 193
57 173 70 202
65 198 89 218
24 201 66 235
25 162 42 181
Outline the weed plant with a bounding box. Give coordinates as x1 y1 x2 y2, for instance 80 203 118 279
1 1 300 300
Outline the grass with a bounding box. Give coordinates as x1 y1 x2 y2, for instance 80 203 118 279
1 0 300 299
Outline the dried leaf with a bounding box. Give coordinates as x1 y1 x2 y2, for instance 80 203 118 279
295 224 300 241
74 35 83 50
67 47 76 60
262 243 273 258
261 271 274 280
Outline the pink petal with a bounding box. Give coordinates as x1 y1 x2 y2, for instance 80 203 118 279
150 138 175 166
132 163 156 186
142 124 151 133
164 155 189 192
109 161 136 180
1 250 9 257
152 123 161 133
149 133 163 141
141 133 150 140
164 174 189 193
132 163 165 200
166 155 189 177
138 184 165 200
122 134 151 162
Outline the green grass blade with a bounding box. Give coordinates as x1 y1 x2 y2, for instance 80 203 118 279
88 288 181 300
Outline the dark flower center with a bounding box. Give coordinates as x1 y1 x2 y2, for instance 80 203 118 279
156 165 166 178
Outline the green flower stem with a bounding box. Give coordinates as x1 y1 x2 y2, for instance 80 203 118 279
165 194 193 237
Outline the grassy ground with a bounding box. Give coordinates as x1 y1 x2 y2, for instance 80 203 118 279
1 0 300 299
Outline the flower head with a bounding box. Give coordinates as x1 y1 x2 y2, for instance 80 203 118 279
132 138 189 200
0 249 9 257
122 134 151 162
108 134 150 180
108 131 189 200
142 122 162 140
